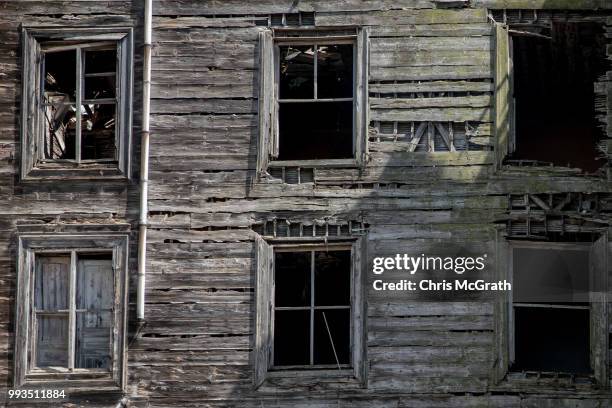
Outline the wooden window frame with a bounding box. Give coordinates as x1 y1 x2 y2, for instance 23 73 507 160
21 27 133 181
493 233 609 388
253 236 366 388
257 28 369 175
14 233 129 392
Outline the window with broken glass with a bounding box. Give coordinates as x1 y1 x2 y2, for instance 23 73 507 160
253 237 365 387
14 234 128 390
257 29 368 173
21 28 133 180
273 248 351 368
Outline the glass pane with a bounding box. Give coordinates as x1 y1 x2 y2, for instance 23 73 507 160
84 49 117 74
313 309 350 365
317 44 353 99
274 251 311 307
314 250 351 306
35 255 70 311
513 248 589 304
81 104 117 160
279 45 314 99
85 76 116 100
43 50 76 103
273 310 310 366
278 101 353 160
36 315 68 368
513 307 590 373
75 255 113 370
43 104 77 160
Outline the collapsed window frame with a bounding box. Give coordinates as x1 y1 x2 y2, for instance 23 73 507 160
257 27 369 174
493 18 609 173
21 27 133 180
253 236 366 388
493 231 609 388
14 233 129 392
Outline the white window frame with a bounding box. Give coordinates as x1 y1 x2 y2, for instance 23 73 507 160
253 236 366 388
257 28 369 175
21 27 133 180
14 233 129 391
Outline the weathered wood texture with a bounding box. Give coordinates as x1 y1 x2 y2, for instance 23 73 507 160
1 0 612 407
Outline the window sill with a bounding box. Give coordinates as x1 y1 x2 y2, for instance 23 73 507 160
268 159 359 168
20 374 122 394
491 371 602 393
22 163 128 181
259 367 364 390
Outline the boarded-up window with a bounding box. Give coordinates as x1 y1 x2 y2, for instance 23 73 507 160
34 253 113 370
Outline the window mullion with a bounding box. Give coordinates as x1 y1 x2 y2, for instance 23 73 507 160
68 250 77 371
75 47 83 164
310 250 315 366
313 44 318 100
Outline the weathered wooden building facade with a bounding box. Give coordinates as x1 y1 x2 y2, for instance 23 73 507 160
2 0 612 406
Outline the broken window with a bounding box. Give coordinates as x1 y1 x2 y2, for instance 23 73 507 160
273 249 351 367
495 19 608 172
253 237 365 386
493 236 609 386
21 28 133 179
14 234 128 390
511 246 591 373
257 29 369 173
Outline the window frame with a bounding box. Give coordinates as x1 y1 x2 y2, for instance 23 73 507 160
493 231 609 388
14 233 129 392
253 236 366 388
21 27 133 181
257 28 369 175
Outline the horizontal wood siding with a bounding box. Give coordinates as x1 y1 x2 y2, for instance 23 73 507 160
1 0 611 407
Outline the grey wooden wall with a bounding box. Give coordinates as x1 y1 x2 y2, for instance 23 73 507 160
1 0 612 407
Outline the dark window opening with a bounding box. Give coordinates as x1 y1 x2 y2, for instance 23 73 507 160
277 43 354 161
510 22 607 172
42 46 117 162
273 249 351 367
511 246 591 374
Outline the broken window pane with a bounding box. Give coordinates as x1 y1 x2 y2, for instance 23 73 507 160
513 248 589 304
85 76 116 100
274 310 310 366
314 250 351 306
81 104 116 160
278 101 353 160
513 307 590 373
75 255 113 369
279 45 314 99
317 44 353 99
36 315 69 368
313 309 350 365
43 50 76 103
84 49 117 74
43 104 77 160
275 251 311 307
511 22 607 171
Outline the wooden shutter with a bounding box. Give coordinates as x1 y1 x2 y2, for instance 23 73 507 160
589 233 608 387
257 30 275 175
254 235 272 388
355 27 369 166
21 28 41 178
494 23 511 169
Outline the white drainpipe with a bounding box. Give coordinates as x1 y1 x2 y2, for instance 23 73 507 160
137 0 152 321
